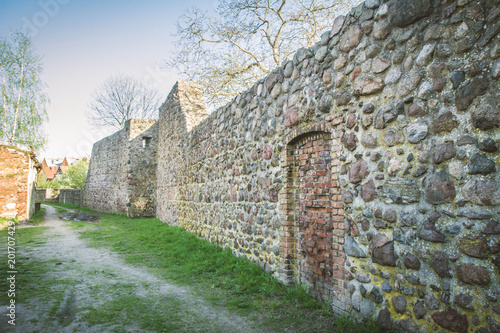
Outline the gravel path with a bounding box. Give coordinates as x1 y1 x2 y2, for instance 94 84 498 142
0 205 266 332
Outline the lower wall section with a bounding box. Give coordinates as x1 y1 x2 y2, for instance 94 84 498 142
83 128 128 214
35 188 60 203
35 189 46 202
59 189 83 206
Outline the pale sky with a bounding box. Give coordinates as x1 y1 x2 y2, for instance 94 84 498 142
0 0 216 160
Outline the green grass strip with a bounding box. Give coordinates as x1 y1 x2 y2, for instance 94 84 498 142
43 203 384 333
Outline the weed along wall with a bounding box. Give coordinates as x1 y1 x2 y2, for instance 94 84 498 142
154 0 500 331
83 119 158 217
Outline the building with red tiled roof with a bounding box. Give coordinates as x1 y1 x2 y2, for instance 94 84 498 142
39 159 58 181
59 157 69 173
38 157 88 182
41 158 48 170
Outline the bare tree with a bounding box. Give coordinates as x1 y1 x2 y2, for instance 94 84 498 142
88 75 162 130
166 0 360 108
0 31 48 150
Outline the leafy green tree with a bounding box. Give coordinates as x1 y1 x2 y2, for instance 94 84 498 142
0 31 48 150
166 0 360 108
56 159 90 189
35 175 51 189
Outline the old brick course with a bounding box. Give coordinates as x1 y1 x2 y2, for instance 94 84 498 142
0 144 37 221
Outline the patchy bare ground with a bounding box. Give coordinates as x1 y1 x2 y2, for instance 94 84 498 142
0 205 269 332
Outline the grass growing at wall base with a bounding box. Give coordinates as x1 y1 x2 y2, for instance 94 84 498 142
30 207 46 223
47 203 384 333
0 206 44 229
0 216 19 228
46 202 94 213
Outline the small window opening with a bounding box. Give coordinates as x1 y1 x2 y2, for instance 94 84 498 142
142 136 152 148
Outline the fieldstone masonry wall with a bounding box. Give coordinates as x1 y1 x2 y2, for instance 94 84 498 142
83 119 158 217
84 126 128 214
85 0 499 330
154 0 500 331
156 81 208 223
36 189 60 203
127 120 159 217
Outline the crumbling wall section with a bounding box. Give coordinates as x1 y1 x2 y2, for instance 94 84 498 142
83 119 158 216
156 81 208 223
127 119 158 217
0 144 37 221
35 188 61 203
83 128 129 214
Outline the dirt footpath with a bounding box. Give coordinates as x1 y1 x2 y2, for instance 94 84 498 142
0 205 267 333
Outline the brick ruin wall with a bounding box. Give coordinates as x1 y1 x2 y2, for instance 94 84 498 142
83 119 158 217
155 0 500 331
0 145 37 221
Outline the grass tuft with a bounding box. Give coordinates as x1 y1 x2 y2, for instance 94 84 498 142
0 226 53 304
30 207 46 224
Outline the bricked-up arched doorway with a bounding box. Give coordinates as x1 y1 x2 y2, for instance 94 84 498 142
280 120 347 307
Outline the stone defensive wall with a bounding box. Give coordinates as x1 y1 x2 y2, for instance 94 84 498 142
155 0 500 331
83 119 158 217
59 189 83 206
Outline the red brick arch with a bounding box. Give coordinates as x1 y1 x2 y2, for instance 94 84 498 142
279 118 347 307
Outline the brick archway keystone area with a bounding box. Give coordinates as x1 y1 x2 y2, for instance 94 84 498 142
279 119 348 309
